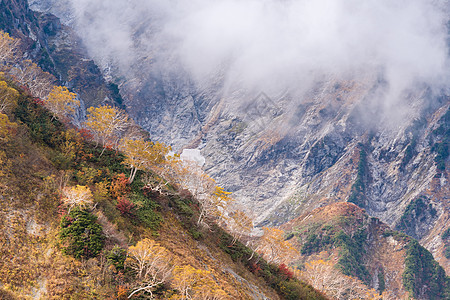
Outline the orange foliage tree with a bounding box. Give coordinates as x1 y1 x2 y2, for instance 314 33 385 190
110 173 130 199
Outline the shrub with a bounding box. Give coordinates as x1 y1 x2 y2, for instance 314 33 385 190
0 289 16 300
442 228 450 259
333 229 370 284
397 197 437 238
278 263 294 280
442 228 450 240
116 196 135 216
129 192 162 231
378 268 385 293
59 209 105 259
188 228 203 240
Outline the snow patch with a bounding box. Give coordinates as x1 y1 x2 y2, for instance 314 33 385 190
181 149 205 167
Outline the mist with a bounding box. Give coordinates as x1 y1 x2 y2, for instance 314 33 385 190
61 0 449 109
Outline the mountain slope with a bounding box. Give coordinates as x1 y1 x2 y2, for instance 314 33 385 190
0 76 326 299
281 202 450 299
25 0 450 276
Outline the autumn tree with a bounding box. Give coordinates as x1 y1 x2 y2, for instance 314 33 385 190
0 111 17 174
126 238 172 299
142 153 181 195
0 112 17 142
110 173 130 199
198 186 234 225
9 60 55 98
0 81 18 114
253 227 298 264
171 265 228 300
172 159 234 225
120 137 171 183
227 209 253 244
61 185 93 213
85 105 130 154
0 31 19 66
44 86 79 121
299 259 383 299
141 173 173 196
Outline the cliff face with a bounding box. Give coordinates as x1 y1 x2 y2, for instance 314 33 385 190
26 0 450 275
1 0 116 108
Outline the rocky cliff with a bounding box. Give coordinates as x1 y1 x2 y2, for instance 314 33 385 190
1 0 118 108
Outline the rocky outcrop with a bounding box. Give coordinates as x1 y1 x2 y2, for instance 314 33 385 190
1 0 117 107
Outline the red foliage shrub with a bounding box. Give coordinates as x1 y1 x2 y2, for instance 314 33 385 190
116 197 135 216
77 128 94 141
32 97 44 105
278 263 294 280
249 262 262 275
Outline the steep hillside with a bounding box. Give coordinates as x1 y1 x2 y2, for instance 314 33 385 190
25 1 450 272
281 202 450 299
0 77 325 299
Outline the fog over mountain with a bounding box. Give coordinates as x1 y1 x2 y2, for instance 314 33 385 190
38 0 449 111
29 0 449 218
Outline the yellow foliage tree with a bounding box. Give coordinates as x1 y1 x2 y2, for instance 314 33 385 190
0 112 16 177
85 105 130 154
228 209 253 244
120 137 171 183
200 186 234 225
254 227 298 264
126 238 172 299
0 112 17 142
61 185 93 212
0 31 19 65
172 159 234 225
170 265 228 300
0 80 18 114
44 86 79 121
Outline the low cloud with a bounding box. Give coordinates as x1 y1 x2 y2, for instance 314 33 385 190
61 0 448 108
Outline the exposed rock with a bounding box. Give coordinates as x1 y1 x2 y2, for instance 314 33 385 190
1 0 117 107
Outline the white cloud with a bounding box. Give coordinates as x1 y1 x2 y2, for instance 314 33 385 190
64 0 449 103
